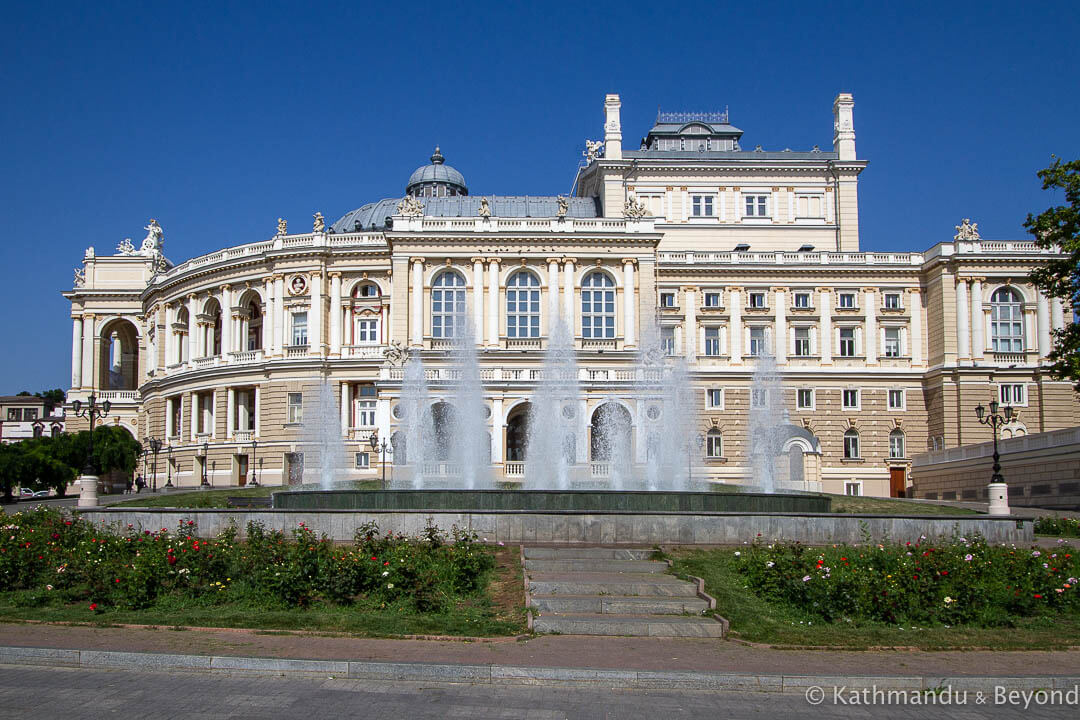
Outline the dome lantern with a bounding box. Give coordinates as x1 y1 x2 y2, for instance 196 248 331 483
405 147 468 198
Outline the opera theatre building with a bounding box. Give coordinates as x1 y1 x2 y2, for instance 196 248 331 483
63 93 1078 497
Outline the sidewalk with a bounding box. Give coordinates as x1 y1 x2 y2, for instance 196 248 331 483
1 622 1077 682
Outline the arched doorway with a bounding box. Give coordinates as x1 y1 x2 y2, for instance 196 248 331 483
99 318 139 390
590 402 631 462
506 403 531 462
431 401 456 461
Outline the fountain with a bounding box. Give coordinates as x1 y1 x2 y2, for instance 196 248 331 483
447 323 492 489
524 319 580 489
299 376 349 489
398 356 435 488
747 353 788 493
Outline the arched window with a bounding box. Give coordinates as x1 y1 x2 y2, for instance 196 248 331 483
247 301 263 351
431 272 466 339
889 429 906 458
353 283 380 299
991 288 1024 352
843 428 860 459
581 272 615 339
706 429 723 458
506 271 540 338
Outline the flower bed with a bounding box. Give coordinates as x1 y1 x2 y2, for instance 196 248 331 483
1034 516 1080 538
734 535 1078 627
0 507 512 633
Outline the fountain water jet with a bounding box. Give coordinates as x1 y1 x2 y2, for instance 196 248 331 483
525 318 580 489
747 353 787 493
299 376 349 490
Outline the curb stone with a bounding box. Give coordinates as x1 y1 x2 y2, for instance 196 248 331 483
0 646 1077 693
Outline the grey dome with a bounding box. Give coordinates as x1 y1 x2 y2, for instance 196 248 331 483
405 147 468 197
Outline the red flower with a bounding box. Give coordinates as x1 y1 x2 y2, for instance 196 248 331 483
384 561 389 566
167 555 177 566
115 578 120 583
89 603 97 611
370 556 377 561
941 570 948 576
913 575 919 580
1034 594 1043 599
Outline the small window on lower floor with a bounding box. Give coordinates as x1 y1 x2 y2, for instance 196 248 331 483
355 452 369 469
287 392 303 424
661 327 675 355
845 481 862 496
706 430 723 458
842 389 859 409
796 388 814 409
888 389 905 410
706 388 723 409
999 383 1025 406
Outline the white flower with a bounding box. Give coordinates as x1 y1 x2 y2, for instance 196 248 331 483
45 585 53 591
386 583 394 589
734 551 741 557
944 596 954 604
765 561 774 568
381 571 389 577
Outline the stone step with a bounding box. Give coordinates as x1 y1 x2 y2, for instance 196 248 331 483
523 547 654 561
530 594 709 615
527 572 699 597
533 613 724 638
523 559 669 574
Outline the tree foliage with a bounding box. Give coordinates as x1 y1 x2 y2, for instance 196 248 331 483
0 426 140 501
1026 157 1080 391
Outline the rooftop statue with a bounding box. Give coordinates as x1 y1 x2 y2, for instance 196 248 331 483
584 140 604 164
954 218 981 241
313 212 325 233
140 219 164 255
622 194 650 219
277 217 287 236
395 196 424 217
556 195 568 218
116 237 136 254
478 197 491 218
73 267 85 288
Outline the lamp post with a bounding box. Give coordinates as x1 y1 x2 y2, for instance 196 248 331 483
148 437 162 492
165 445 174 489
71 394 111 508
201 441 210 487
975 399 1014 516
249 439 259 486
368 432 393 490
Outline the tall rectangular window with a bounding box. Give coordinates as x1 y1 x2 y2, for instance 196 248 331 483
744 194 768 217
751 388 768 408
883 293 902 310
291 312 308 346
842 389 860 409
197 392 214 435
999 383 1025 405
838 292 856 309
168 397 182 438
749 327 765 356
691 195 714 217
884 328 901 357
793 292 811 309
704 327 721 356
794 327 810 356
796 389 814 409
748 292 766 308
703 292 722 308
660 327 675 355
659 292 676 308
356 319 378 344
355 452 370 469
356 400 376 427
888 389 905 410
706 388 723 409
839 328 856 357
287 392 303 424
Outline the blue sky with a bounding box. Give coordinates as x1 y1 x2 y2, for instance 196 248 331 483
1 0 1077 392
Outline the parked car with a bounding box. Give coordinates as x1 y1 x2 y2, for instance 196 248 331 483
18 488 34 499
17 488 50 499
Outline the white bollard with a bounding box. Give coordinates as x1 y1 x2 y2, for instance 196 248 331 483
77 474 100 508
987 481 1010 516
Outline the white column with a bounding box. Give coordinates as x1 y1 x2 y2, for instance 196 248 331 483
411 258 423 346
909 288 923 366
226 388 235 439
473 258 485 339
186 297 197 363
274 276 285 354
729 288 742 363
563 259 575 327
683 286 696 360
956 278 970 360
547 258 560 325
1052 298 1066 332
71 316 83 388
329 273 342 355
487 258 500 346
264 278 275 354
220 287 232 357
863 288 877 363
190 393 198 441
340 381 350 436
818 288 832 364
970 278 984 359
1037 291 1052 357
623 260 636 348
375 397 391 451
310 273 323 355
774 288 787 363
253 386 261 437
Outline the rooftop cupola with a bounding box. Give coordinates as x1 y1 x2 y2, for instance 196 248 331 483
405 146 469 198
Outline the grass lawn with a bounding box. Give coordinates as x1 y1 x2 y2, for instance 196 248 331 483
825 494 979 516
111 482 382 509
0 543 526 638
667 547 1080 650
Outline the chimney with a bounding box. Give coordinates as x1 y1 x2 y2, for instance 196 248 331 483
832 93 856 161
604 94 622 160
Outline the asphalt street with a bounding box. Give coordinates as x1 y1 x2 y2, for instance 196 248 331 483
0 664 1072 719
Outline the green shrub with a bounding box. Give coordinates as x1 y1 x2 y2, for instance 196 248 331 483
734 535 1079 627
0 507 497 614
1034 517 1080 537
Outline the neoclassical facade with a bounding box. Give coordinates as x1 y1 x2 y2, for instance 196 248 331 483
63 93 1079 496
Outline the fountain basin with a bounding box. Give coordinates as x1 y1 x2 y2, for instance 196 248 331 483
272 489 831 513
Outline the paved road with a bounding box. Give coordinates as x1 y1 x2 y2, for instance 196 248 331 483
0 665 1072 719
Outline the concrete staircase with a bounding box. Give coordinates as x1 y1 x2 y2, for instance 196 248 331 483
524 547 724 637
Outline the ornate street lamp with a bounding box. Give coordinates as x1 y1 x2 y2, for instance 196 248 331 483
249 438 259 486
71 395 111 507
165 445 174 489
148 437 162 492
975 399 1015 516
201 441 210 486
368 432 393 490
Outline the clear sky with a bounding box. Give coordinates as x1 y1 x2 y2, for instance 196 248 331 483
2 0 1077 392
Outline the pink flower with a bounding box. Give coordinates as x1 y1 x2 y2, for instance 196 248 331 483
802 575 811 582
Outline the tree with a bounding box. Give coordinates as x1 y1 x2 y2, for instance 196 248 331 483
35 389 65 416
1026 157 1080 391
